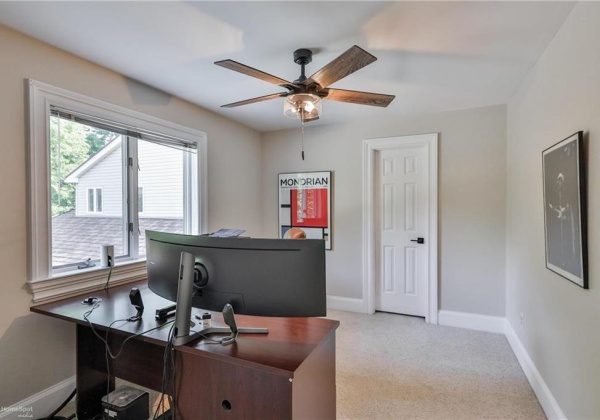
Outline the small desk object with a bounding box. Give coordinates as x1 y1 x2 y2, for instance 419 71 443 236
31 282 339 419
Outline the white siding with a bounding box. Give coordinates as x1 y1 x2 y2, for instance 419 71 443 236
75 143 123 217
138 140 183 219
75 139 184 218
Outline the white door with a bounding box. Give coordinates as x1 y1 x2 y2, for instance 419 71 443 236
374 145 429 316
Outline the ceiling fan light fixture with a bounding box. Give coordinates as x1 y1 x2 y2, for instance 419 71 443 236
283 93 322 121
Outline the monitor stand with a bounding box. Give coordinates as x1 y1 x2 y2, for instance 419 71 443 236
173 252 268 346
173 307 268 346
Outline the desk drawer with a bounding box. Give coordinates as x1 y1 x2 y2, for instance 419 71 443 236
176 351 293 420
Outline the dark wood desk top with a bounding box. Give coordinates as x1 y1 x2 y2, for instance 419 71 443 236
31 281 339 377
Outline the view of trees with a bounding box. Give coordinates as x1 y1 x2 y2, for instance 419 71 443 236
50 117 119 216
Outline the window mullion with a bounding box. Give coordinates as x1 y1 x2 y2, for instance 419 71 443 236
126 137 140 259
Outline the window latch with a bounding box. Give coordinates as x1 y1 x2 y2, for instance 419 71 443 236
77 258 96 269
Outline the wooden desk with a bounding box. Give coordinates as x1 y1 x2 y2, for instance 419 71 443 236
31 282 339 419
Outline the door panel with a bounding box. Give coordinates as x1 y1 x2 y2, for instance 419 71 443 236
375 146 429 316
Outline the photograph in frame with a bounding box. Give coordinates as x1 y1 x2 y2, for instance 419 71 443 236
542 131 587 288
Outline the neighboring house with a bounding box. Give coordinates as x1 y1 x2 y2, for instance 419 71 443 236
64 137 184 219
52 137 185 266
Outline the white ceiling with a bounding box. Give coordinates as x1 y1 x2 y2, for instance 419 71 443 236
0 1 575 132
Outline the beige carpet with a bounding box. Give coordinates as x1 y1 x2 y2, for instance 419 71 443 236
328 309 545 420
58 310 545 419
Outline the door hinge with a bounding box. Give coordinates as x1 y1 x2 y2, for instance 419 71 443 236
129 222 134 233
128 157 133 168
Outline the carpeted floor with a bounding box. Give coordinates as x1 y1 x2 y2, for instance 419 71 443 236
328 310 545 419
58 310 545 419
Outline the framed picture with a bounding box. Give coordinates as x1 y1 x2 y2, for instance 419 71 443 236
542 131 587 288
279 171 332 250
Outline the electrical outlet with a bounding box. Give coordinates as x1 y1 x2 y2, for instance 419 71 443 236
520 313 524 326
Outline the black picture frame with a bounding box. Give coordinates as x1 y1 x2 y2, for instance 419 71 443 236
542 131 587 288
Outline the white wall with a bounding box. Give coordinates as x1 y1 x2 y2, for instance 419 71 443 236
506 3 600 418
0 23 262 407
261 105 507 316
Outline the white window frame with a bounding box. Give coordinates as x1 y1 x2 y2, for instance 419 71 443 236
138 187 144 214
27 79 208 302
86 187 103 213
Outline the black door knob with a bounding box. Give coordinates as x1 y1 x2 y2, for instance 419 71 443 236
410 237 425 244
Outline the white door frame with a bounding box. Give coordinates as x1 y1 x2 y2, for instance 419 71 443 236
362 133 439 324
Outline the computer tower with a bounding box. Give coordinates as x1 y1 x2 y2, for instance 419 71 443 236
101 386 149 420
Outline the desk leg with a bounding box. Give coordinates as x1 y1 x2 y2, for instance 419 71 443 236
76 324 115 420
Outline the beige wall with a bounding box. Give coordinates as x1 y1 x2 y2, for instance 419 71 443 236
0 24 262 406
261 104 507 316
13 3 600 412
506 3 600 418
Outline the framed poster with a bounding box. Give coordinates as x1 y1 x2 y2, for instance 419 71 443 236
542 131 587 288
279 171 332 249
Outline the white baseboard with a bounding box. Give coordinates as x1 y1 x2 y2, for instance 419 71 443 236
504 321 566 420
326 295 366 313
8 315 564 420
0 376 75 419
438 310 506 333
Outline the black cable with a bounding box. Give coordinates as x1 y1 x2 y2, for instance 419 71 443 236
41 388 76 420
83 303 172 359
103 259 113 291
154 322 175 420
37 417 70 420
83 303 174 418
199 331 238 345
104 321 115 411
170 335 176 420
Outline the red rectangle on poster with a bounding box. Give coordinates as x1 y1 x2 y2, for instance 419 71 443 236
291 189 328 227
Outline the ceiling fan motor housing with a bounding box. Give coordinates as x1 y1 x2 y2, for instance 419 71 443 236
294 48 313 83
293 48 313 65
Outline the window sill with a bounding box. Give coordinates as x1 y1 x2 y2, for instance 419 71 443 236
28 260 147 304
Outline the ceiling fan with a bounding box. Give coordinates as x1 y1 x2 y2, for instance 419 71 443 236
214 45 395 123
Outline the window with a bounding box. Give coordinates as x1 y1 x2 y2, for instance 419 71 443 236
138 187 144 213
28 80 207 300
86 188 103 213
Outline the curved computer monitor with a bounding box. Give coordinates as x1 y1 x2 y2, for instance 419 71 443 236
145 230 326 317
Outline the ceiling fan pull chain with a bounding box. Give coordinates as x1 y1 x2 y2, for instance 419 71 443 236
301 112 306 160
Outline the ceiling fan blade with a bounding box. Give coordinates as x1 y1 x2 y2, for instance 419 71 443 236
306 45 377 88
215 60 292 87
221 92 288 108
324 88 395 107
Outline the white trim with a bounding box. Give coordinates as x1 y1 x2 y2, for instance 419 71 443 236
504 321 566 420
438 310 506 334
27 79 208 301
138 186 145 214
434 310 566 419
8 318 564 420
29 260 146 304
326 295 366 313
63 138 122 183
362 133 439 323
85 187 103 214
0 376 75 419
